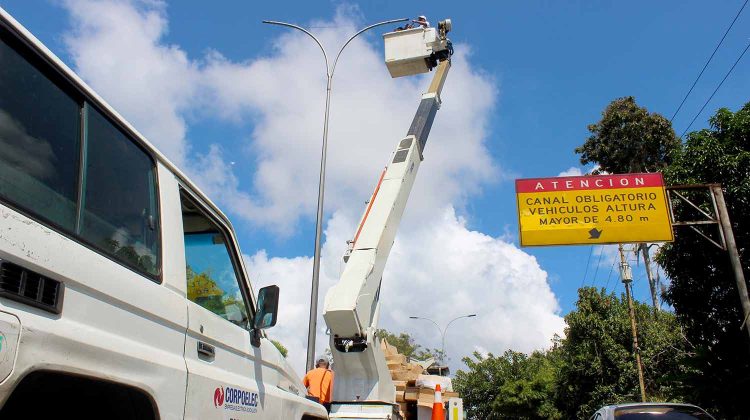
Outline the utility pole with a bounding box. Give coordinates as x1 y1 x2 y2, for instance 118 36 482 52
619 243 647 402
638 243 660 313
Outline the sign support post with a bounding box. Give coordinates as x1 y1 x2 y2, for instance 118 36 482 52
711 185 750 344
666 184 750 347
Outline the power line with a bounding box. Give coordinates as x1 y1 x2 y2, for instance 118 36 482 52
590 246 605 287
604 257 617 291
670 0 748 122
581 245 594 289
680 40 750 138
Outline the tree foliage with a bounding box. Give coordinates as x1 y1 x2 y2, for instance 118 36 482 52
376 329 443 361
575 96 679 174
657 102 750 418
556 288 690 419
453 288 689 419
572 98 750 418
454 348 562 419
271 339 288 358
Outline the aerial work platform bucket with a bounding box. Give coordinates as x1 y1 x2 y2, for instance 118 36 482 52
383 20 452 78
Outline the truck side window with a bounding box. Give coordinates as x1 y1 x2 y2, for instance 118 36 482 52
0 28 81 231
181 191 249 328
79 106 160 276
0 27 161 280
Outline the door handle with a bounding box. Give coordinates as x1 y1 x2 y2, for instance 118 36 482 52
197 341 215 360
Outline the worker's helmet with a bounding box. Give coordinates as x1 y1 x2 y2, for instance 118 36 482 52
316 358 329 367
417 15 426 21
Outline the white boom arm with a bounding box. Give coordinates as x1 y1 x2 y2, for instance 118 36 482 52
323 55 451 419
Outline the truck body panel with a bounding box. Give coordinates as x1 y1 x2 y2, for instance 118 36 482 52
0 7 326 419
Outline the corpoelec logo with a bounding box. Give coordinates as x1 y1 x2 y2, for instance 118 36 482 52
214 386 259 414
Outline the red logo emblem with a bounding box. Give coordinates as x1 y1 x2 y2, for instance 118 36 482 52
214 387 224 407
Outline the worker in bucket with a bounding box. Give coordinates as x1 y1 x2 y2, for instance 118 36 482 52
303 358 334 412
413 15 430 28
395 21 413 31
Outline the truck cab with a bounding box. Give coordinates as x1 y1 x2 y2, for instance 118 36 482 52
0 7 326 420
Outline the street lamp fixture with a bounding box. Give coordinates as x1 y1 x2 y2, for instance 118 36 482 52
409 314 477 366
263 17 408 372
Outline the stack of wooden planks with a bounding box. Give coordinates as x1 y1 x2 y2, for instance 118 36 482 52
381 339 460 419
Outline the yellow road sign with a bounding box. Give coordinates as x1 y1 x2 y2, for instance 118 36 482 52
516 173 673 246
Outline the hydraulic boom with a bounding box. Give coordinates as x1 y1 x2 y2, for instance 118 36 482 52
323 19 453 420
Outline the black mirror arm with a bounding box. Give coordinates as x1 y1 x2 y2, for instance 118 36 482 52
251 327 262 347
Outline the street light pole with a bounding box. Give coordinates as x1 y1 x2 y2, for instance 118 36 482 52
410 314 477 366
263 18 408 372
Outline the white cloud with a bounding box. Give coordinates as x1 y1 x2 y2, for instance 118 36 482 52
246 249 314 366
63 0 198 166
62 0 498 234
251 207 565 373
557 166 583 177
60 0 564 376
200 15 498 233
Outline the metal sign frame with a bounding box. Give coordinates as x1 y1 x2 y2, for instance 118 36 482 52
665 183 750 342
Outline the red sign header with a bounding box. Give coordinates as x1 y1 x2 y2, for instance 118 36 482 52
515 173 664 193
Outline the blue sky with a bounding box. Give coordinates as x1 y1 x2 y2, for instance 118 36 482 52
3 0 748 371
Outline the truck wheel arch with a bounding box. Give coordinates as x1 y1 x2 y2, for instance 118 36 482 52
1 370 158 420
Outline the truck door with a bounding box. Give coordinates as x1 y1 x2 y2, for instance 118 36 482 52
179 189 284 419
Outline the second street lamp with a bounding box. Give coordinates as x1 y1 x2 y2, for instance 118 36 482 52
263 17 408 372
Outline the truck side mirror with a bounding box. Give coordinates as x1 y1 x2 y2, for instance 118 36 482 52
253 285 279 330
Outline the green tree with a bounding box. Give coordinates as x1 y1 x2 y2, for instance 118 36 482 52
452 288 689 419
657 103 750 418
186 265 226 315
556 287 690 419
271 339 288 358
454 348 562 420
576 96 679 174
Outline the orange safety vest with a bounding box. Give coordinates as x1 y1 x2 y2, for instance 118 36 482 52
303 368 334 403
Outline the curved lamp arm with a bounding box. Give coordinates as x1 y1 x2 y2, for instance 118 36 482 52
331 18 408 76
264 18 408 78
441 314 477 363
409 316 442 338
444 314 477 334
262 20 330 76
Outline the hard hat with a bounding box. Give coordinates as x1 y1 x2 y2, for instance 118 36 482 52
418 15 426 20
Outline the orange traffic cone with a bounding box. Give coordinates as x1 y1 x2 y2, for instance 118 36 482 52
431 384 445 420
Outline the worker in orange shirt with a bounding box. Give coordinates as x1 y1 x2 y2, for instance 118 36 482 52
303 358 334 412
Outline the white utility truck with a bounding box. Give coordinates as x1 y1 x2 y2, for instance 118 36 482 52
323 19 454 420
0 8 327 420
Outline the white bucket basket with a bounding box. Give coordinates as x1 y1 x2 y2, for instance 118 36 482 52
383 27 449 78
